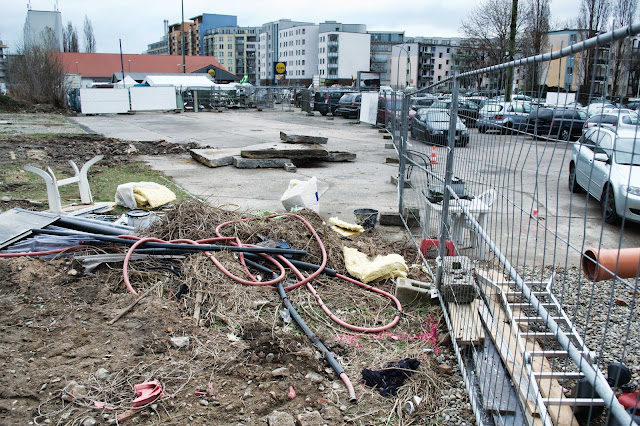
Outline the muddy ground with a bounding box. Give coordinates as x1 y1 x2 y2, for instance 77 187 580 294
0 131 472 425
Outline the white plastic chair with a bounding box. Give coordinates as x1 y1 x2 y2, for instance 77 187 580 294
461 189 496 259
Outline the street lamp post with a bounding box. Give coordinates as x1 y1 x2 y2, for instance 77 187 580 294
128 59 131 72
395 44 411 91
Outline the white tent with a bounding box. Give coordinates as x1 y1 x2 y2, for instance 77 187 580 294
113 75 138 88
143 75 216 89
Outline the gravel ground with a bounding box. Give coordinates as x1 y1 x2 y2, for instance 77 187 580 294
0 113 83 136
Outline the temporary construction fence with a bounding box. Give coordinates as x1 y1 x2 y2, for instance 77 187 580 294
392 23 640 426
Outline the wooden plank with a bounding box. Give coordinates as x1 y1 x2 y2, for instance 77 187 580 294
474 337 518 414
476 269 579 426
477 298 543 424
448 303 485 345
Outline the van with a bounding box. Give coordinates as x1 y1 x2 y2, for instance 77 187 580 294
313 89 356 116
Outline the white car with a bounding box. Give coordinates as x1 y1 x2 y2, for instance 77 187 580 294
569 127 640 224
585 101 617 117
583 110 640 134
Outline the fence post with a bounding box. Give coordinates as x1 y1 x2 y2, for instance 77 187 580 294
435 73 460 290
397 92 410 215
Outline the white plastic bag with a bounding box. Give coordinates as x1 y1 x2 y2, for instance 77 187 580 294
280 176 319 212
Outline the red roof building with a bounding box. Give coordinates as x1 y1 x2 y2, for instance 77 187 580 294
56 52 227 81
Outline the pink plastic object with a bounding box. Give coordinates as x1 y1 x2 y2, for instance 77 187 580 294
420 238 455 257
132 380 163 407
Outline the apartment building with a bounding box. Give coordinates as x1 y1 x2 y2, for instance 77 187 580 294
257 19 313 85
23 9 63 51
168 14 238 56
369 31 405 86
203 26 258 82
0 40 7 89
391 37 460 90
317 23 370 86
277 25 319 85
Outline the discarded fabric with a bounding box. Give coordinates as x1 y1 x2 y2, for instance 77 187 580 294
343 247 408 283
115 182 176 209
361 358 420 396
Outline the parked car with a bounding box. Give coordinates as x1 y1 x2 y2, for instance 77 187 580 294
334 93 362 119
377 94 405 129
569 127 640 224
583 110 640 134
476 102 533 134
585 101 617 117
410 108 469 146
429 100 480 127
410 97 437 111
313 89 355 116
526 107 587 141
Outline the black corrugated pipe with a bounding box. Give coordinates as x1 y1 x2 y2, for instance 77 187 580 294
243 252 337 277
242 257 357 401
31 228 307 256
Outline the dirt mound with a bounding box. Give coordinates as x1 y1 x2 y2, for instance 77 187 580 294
0 95 64 114
0 134 199 167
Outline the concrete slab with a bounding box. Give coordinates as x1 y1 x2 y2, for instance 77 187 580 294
233 157 292 169
279 131 328 144
190 148 241 168
240 142 328 160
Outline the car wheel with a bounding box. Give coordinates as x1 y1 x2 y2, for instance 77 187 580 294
601 184 620 225
568 163 583 193
502 122 513 135
478 126 486 134
559 128 571 141
320 111 327 116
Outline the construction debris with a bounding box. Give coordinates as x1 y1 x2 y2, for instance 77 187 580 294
280 131 328 145
329 217 364 237
343 246 408 283
189 148 241 168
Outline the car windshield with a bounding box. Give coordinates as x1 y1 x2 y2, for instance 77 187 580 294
427 111 450 122
614 138 640 165
621 113 640 125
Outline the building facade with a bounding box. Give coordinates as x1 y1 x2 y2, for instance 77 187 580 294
0 40 7 89
391 37 460 90
317 25 370 86
369 31 405 86
277 24 319 85
546 30 583 92
23 9 64 51
168 14 238 57
257 20 313 85
168 21 197 56
203 26 258 82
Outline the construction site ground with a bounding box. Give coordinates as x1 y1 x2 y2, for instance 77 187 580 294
0 111 472 426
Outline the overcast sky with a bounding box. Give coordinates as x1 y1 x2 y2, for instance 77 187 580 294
1 0 583 54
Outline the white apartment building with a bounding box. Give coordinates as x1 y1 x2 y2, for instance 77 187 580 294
391 37 461 89
278 25 319 83
257 19 312 85
317 31 370 85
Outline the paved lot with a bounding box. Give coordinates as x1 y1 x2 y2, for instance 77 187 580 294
72 109 640 267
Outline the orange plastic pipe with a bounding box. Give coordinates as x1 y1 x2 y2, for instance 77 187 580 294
581 248 640 282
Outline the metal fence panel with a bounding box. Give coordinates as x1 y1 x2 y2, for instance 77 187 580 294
396 23 640 426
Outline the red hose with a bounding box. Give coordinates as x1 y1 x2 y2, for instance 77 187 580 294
121 213 404 333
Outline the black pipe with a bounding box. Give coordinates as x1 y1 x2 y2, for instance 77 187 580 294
16 208 134 235
241 258 347 383
31 228 307 256
243 252 337 277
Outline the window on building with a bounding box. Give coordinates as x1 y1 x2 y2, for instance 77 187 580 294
302 39 305 45
446 48 450 53
446 59 449 64
228 52 232 57
302 70 305 75
439 52 442 58
302 59 305 65
228 44 232 49
302 49 305 55
227 36 232 41
302 28 305 34
229 67 233 72
438 64 442 69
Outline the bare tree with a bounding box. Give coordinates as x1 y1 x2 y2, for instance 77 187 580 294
83 15 96 53
610 0 638 99
577 0 611 95
63 21 79 52
6 30 69 109
520 0 551 94
459 0 525 94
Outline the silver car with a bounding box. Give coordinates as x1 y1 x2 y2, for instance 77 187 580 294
476 102 532 134
569 127 640 224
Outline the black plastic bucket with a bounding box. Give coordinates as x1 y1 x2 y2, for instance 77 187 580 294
353 208 379 230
